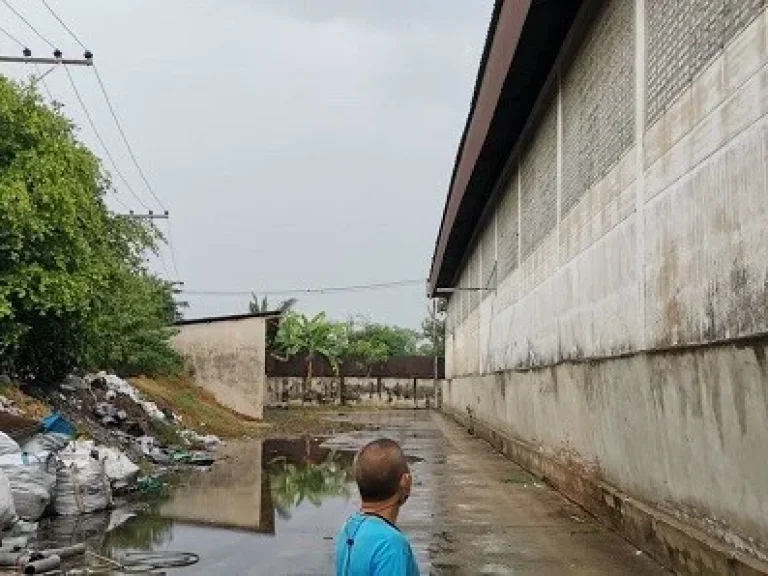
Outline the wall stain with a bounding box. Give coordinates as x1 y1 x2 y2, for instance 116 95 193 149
707 367 726 447
649 358 666 414
753 344 768 420
690 353 703 419
732 361 748 438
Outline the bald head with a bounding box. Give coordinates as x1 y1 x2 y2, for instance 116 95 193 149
354 439 409 503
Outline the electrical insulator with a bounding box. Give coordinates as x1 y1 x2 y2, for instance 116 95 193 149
23 47 31 57
53 48 62 59
84 50 93 60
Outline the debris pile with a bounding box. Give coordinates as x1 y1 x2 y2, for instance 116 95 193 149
47 372 222 468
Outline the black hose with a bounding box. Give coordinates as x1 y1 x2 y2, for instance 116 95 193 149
119 551 199 571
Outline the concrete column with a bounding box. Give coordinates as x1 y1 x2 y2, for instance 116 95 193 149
634 0 647 349
517 164 522 267
556 71 563 265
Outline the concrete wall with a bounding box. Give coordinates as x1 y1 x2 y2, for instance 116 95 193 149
266 376 440 409
444 1 768 570
173 317 266 419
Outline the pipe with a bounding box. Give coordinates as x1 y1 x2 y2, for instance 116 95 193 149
41 543 86 559
0 550 23 566
23 554 61 574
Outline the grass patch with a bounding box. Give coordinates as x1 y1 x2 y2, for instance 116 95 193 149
131 376 265 439
131 376 374 440
502 472 535 485
0 383 50 419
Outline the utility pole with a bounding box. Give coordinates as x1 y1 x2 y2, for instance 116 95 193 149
432 298 439 410
0 55 92 66
115 211 170 221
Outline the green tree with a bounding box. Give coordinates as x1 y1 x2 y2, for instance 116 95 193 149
274 312 347 399
0 75 181 381
419 300 446 357
346 317 420 362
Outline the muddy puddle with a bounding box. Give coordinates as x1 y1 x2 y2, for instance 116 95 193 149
51 438 361 574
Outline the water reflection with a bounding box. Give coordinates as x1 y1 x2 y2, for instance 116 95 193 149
266 438 355 519
93 437 359 573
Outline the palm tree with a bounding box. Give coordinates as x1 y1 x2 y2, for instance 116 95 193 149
268 451 353 519
274 312 347 400
249 294 298 314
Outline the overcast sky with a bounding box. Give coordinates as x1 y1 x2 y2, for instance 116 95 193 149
2 0 491 328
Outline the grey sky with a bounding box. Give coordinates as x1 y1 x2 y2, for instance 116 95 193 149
2 0 491 328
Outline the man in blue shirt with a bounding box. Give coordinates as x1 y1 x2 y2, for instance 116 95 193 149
336 438 420 576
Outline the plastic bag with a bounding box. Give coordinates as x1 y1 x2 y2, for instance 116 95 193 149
22 433 70 455
54 443 112 516
0 453 57 521
0 433 20 457
0 470 17 529
99 447 139 486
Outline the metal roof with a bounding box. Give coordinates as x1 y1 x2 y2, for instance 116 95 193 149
175 311 283 327
428 0 585 295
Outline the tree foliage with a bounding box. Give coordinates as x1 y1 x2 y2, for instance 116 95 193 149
0 75 181 382
346 317 420 372
248 294 297 314
419 300 446 357
274 312 347 393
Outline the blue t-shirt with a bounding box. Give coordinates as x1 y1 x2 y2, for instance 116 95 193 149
335 513 420 576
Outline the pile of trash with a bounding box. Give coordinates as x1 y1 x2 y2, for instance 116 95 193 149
0 395 23 417
0 428 139 532
0 372 223 526
52 372 222 466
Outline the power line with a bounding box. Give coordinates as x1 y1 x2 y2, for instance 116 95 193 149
2 0 57 51
183 279 426 297
33 63 54 101
92 64 166 212
64 64 151 211
111 190 131 212
0 22 25 48
40 0 88 52
164 219 182 282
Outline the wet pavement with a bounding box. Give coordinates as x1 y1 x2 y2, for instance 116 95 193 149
73 411 667 574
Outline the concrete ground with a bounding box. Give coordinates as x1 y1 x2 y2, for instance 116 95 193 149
359 410 669 575
99 410 669 575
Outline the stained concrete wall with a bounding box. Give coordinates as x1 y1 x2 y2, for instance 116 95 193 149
444 1 768 569
173 317 266 419
266 376 439 408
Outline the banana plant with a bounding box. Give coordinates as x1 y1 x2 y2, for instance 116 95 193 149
274 312 348 400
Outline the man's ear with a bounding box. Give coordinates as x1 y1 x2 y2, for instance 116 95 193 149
400 471 412 495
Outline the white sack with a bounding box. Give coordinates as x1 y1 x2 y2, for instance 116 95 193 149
0 433 20 457
54 443 112 516
0 470 17 529
0 453 56 521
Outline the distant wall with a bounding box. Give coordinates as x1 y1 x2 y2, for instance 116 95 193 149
266 355 444 379
266 376 440 408
173 316 266 419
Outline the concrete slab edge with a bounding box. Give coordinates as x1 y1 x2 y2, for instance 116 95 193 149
442 405 768 576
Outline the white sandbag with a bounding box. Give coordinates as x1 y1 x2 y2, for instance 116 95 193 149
0 453 56 521
0 433 20 456
0 470 17 529
22 433 70 455
54 443 111 516
99 447 139 486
